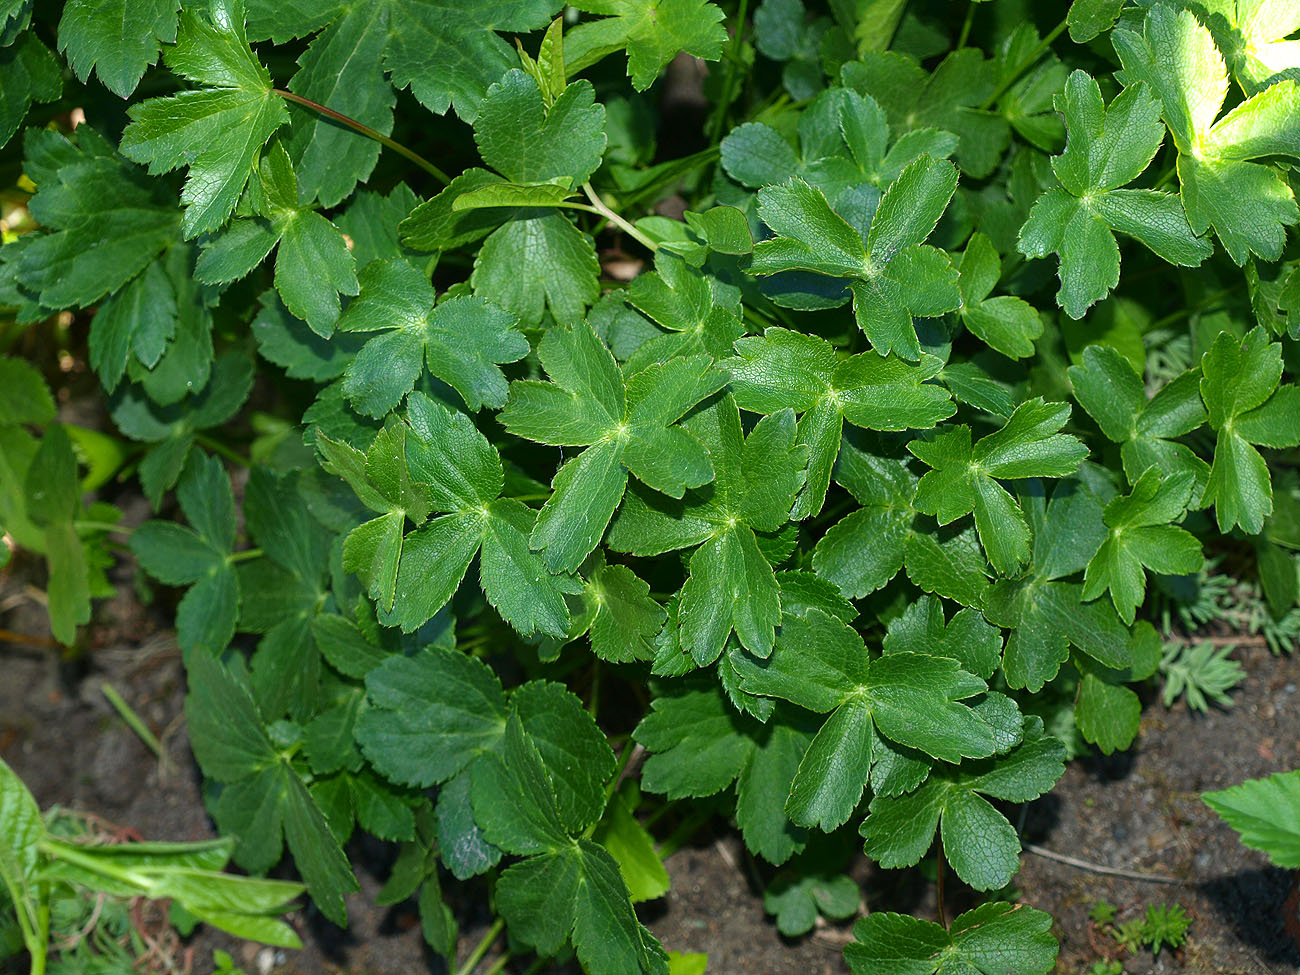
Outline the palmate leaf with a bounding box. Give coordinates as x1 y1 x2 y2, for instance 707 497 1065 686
130 453 240 656
957 233 1043 359
237 469 334 720
111 351 253 507
840 48 1009 179
845 903 1058 975
196 143 358 337
471 717 667 975
120 0 289 238
337 259 528 417
1114 3 1300 263
908 398 1089 576
860 717 1065 891
608 394 807 663
726 327 954 518
623 250 745 370
720 86 957 206
1074 621 1162 754
982 482 1132 692
566 0 727 91
57 0 179 98
355 648 621 893
750 159 961 360
1068 344 1211 501
253 0 563 132
1017 70 1212 319
10 127 179 313
634 682 815 864
501 321 727 573
319 393 575 636
1151 0 1300 94
731 608 1007 831
185 650 358 926
0 31 61 148
809 442 997 610
1082 468 1203 623
1199 327 1300 533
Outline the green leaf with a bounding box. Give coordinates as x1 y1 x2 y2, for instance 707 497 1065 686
841 48 1007 178
909 399 1088 575
566 0 727 90
733 608 999 830
845 902 1058 974
591 793 670 902
339 260 528 417
560 555 664 662
634 684 813 864
1072 622 1159 755
812 446 918 597
120 0 290 237
982 483 1129 691
185 651 357 925
357 648 507 788
1199 327 1300 533
0 356 54 426
1082 468 1203 623
503 323 726 572
763 841 859 936
610 394 805 662
882 595 1003 681
861 717 1063 890
957 233 1042 358
111 352 253 507
1068 345 1210 501
0 32 62 148
727 327 953 518
14 128 180 310
1067 0 1124 43
471 716 665 975
1113 5 1300 263
751 160 960 359
1017 71 1212 319
131 453 239 655
57 0 179 97
471 209 601 326
475 69 607 186
1204 769 1300 868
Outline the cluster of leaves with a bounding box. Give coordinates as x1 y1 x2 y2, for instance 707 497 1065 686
2 0 1299 972
0 756 302 975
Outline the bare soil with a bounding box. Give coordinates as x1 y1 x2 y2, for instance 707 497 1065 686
3 548 1299 975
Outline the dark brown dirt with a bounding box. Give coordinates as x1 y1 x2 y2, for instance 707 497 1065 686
3 546 1299 975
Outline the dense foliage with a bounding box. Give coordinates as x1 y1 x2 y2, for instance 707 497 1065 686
2 0 1299 971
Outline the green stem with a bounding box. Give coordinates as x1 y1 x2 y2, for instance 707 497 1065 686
100 683 162 759
957 0 977 48
74 520 131 536
480 953 512 975
228 548 264 564
706 0 751 143
272 89 451 185
581 182 659 252
588 659 602 721
978 16 1068 110
655 806 715 860
936 839 947 929
456 918 506 975
194 433 252 469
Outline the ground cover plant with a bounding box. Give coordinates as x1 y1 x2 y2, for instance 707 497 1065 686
1 0 1299 971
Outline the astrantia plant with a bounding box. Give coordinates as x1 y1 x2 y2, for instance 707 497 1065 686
2 0 1299 972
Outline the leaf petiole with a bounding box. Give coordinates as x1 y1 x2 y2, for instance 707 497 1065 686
272 89 451 186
